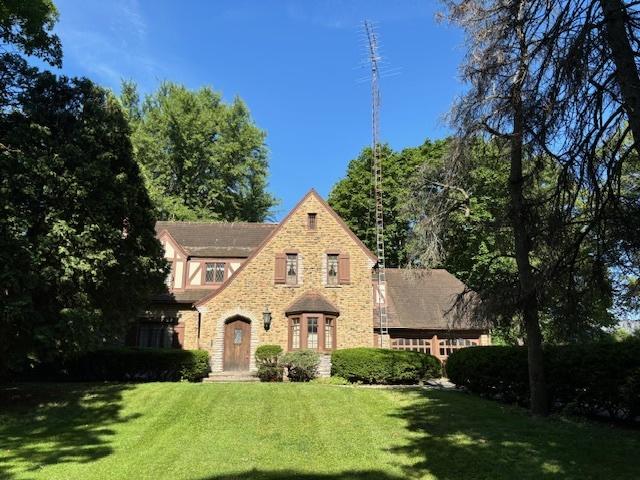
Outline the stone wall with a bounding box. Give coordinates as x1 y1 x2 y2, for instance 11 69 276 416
198 192 376 372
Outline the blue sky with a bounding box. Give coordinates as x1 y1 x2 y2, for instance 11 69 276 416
51 0 465 219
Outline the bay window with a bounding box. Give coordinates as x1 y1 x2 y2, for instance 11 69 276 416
288 313 336 351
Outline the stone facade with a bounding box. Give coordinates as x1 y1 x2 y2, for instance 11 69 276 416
196 191 376 372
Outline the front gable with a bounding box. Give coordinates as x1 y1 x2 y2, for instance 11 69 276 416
196 189 377 364
195 189 376 306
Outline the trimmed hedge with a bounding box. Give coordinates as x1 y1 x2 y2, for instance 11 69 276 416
48 348 210 382
331 348 442 384
255 344 284 382
446 340 640 420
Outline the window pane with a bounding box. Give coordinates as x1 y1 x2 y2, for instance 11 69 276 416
234 328 243 344
214 263 225 283
308 213 317 229
292 318 300 349
307 317 318 349
327 254 338 285
205 263 215 283
286 254 298 285
324 318 333 349
138 324 172 348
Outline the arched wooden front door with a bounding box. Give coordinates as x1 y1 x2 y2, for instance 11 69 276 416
223 317 251 371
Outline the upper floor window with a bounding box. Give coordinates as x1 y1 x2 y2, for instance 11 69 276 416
286 254 298 285
326 254 339 285
205 262 225 284
307 213 317 230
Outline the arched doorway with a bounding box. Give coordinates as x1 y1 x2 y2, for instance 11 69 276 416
223 316 251 371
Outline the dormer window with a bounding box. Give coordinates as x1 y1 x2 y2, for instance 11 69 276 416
307 213 317 230
205 262 225 284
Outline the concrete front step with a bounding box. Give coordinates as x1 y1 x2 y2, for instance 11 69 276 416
203 371 259 383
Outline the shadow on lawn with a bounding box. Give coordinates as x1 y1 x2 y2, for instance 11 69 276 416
0 383 137 479
193 471 403 480
387 388 639 480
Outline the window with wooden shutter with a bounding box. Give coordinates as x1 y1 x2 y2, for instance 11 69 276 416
338 253 350 284
274 253 286 284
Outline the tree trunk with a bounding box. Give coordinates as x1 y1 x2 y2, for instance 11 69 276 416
510 2 549 416
600 0 640 155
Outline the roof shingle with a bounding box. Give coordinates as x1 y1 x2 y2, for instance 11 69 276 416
285 292 340 316
156 221 277 258
385 269 482 330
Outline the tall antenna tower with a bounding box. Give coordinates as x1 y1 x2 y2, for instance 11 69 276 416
364 20 388 348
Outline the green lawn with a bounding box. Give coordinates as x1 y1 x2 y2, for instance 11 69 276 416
0 383 638 480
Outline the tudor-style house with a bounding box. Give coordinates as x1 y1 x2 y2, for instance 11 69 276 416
130 190 489 375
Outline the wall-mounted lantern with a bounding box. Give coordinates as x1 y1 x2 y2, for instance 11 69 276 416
263 306 272 331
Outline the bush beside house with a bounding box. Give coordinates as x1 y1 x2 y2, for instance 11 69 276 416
331 348 441 384
255 345 284 382
280 350 320 382
35 348 210 382
446 340 640 420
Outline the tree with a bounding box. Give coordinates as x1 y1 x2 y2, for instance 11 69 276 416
0 0 62 108
0 73 168 375
121 81 277 222
328 139 447 267
409 140 615 344
418 0 640 415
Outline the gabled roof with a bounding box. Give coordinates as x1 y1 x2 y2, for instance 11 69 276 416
385 268 482 330
195 189 377 307
285 292 340 316
155 221 277 258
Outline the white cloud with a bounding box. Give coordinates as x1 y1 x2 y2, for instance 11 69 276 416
54 0 162 90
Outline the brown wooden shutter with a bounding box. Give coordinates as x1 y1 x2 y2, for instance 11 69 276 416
173 323 185 349
338 253 350 284
274 253 286 284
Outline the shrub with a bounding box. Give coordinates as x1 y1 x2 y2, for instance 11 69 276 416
331 348 441 385
280 350 320 382
255 344 283 382
446 340 640 420
44 348 210 382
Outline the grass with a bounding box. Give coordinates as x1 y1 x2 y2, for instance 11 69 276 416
0 383 638 480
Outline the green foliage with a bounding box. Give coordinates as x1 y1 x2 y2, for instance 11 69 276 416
43 348 211 382
328 140 447 266
446 341 640 420
0 0 62 112
0 0 61 66
255 344 283 382
331 348 441 385
310 375 349 385
408 140 616 343
120 81 277 222
280 350 320 382
0 73 168 375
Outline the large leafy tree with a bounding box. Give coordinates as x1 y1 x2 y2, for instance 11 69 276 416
328 140 447 267
121 81 277 222
0 74 167 375
409 141 616 344
411 0 640 415
0 3 167 375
